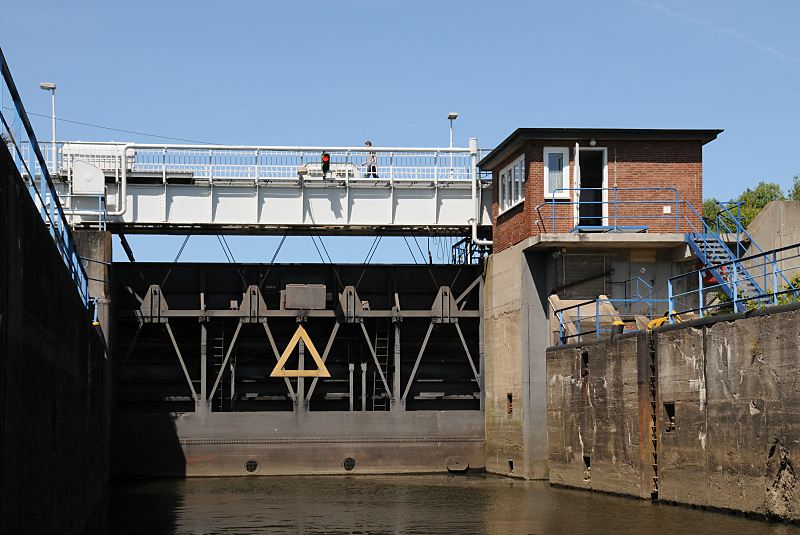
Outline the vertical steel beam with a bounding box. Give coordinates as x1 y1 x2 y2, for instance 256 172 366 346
199 320 208 413
401 322 434 405
297 339 305 411
479 277 485 411
348 364 354 412
392 322 401 411
360 362 367 411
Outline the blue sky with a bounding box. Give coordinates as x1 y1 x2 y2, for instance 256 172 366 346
3 0 799 263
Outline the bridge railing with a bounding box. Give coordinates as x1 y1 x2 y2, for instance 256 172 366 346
1 48 90 307
39 142 479 184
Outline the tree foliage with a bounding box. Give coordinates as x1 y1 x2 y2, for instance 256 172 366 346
736 181 785 228
790 175 800 202
704 181 788 228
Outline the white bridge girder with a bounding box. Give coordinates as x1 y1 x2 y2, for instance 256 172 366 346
43 142 493 235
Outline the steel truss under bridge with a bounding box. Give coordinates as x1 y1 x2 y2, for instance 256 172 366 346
19 141 493 236
115 263 484 413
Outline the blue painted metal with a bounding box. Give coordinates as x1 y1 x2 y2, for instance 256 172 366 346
1 46 90 306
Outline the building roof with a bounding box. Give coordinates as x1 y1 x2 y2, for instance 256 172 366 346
478 128 723 171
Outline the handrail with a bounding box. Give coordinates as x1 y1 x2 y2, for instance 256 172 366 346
1 47 90 306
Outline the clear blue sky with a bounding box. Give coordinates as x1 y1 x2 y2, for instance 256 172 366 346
3 0 799 263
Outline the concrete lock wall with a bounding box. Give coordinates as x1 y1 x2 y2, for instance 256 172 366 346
0 146 111 534
484 241 550 479
546 307 800 522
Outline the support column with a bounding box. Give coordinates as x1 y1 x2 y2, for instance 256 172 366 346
297 339 306 411
348 364 354 412
73 230 113 348
360 362 367 411
392 323 402 411
199 320 208 414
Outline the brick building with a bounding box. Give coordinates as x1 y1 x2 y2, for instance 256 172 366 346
478 128 722 252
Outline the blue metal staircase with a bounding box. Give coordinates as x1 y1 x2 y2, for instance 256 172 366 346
685 232 763 303
685 202 765 311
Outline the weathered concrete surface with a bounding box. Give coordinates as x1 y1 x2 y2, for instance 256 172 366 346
546 306 800 523
484 242 526 477
0 147 110 534
484 241 551 479
547 335 647 497
112 410 484 476
743 201 800 287
702 311 800 520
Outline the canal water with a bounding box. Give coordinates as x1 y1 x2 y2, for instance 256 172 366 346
98 475 799 534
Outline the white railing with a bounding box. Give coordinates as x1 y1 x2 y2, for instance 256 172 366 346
41 142 478 183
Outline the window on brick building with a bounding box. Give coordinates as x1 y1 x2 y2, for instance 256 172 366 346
499 155 525 213
543 147 570 199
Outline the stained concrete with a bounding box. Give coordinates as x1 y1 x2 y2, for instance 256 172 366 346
484 241 551 479
547 335 648 497
545 306 800 523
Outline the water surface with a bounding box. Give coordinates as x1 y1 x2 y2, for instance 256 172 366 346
102 475 799 534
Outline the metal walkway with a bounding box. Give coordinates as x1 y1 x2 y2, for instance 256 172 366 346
15 141 492 236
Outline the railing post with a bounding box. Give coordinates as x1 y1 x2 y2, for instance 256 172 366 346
595 299 600 340
732 260 739 312
558 310 564 346
698 270 704 318
667 279 674 325
773 251 779 305
613 187 618 230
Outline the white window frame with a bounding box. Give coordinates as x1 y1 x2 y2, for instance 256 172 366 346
543 147 570 200
498 154 526 214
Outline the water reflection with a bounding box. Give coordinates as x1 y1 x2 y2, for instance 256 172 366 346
98 475 799 534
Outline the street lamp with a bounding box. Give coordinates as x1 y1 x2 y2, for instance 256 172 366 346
447 112 458 148
447 112 458 177
39 82 56 175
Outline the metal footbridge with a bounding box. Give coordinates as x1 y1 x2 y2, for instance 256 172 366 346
15 141 492 237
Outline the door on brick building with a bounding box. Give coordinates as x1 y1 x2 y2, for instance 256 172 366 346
576 147 608 228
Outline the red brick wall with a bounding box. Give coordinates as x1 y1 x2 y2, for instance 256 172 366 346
491 140 704 252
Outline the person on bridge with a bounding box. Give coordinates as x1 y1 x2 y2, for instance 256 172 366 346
363 140 379 178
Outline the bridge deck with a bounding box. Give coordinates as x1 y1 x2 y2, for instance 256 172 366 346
17 142 493 235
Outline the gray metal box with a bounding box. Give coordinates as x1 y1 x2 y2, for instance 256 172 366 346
284 284 326 310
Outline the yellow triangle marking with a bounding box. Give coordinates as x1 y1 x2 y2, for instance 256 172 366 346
270 324 331 378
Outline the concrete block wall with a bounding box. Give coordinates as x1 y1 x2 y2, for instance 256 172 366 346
545 306 800 522
547 335 648 497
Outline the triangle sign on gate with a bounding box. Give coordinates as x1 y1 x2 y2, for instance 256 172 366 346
270 324 331 378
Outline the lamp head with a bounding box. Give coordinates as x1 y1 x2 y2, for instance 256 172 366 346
39 82 56 91
447 112 458 120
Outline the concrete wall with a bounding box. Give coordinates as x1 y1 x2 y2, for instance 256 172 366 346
547 335 649 497
483 240 550 479
0 147 111 534
546 307 800 522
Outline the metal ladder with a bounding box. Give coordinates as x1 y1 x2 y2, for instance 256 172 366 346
211 330 227 411
647 334 659 499
371 321 390 411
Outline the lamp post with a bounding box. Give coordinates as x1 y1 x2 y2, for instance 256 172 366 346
39 82 56 175
447 112 458 177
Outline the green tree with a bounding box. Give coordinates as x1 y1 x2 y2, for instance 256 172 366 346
736 181 785 227
789 174 800 201
702 197 723 220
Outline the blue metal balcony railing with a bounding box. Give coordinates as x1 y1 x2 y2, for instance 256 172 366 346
669 242 800 318
1 47 90 306
534 187 684 233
